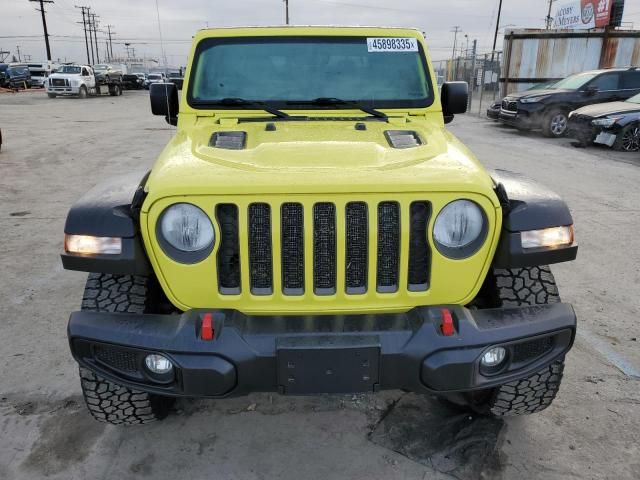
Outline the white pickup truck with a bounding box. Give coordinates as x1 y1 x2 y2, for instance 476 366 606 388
47 64 123 98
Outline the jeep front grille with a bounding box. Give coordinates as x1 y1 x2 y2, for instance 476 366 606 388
215 200 431 296
501 99 518 112
281 203 305 295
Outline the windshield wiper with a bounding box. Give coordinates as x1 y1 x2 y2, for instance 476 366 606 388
197 98 294 119
286 97 388 120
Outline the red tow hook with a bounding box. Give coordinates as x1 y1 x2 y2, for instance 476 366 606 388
201 312 215 341
440 308 456 336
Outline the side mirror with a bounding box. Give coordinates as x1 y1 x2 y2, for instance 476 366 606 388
584 86 598 96
150 82 179 126
441 81 469 124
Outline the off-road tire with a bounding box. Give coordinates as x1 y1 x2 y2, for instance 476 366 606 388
78 86 87 99
78 273 175 425
613 123 640 152
494 266 560 307
47 93 56 98
543 109 568 138
466 266 564 416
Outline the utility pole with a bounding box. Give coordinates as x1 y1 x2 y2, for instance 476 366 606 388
76 6 91 64
16 45 22 62
86 7 94 64
491 0 503 62
29 0 54 61
106 25 115 61
284 0 289 25
546 0 555 29
90 13 100 63
450 26 461 80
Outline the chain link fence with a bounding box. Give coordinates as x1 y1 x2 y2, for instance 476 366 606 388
434 52 503 117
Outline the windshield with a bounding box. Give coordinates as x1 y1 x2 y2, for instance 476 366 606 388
188 36 432 109
148 74 161 80
626 93 640 104
94 64 108 70
168 72 181 78
551 72 598 90
58 66 82 74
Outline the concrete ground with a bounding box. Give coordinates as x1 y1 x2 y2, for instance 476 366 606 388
0 90 638 480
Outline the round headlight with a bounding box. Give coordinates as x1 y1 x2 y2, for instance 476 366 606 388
158 203 214 262
433 200 487 259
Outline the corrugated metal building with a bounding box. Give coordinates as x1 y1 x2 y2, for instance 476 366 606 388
501 29 640 95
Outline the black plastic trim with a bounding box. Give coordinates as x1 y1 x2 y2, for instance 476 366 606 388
490 169 578 268
62 171 152 274
68 303 576 398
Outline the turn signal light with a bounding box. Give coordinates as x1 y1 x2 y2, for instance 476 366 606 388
64 234 122 255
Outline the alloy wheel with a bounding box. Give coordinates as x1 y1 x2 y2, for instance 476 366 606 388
550 114 568 136
621 126 640 152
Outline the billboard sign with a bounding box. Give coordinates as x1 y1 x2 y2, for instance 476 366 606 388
553 0 614 29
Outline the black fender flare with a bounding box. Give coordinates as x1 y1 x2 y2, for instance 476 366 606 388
61 171 152 275
491 169 578 268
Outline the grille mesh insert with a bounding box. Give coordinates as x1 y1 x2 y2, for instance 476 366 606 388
512 337 554 363
281 203 304 294
377 202 400 292
345 202 368 293
248 203 273 294
313 203 337 294
216 204 241 294
94 345 138 374
408 201 431 291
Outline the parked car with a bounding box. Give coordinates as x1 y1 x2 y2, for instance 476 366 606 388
1 64 32 89
92 64 123 85
144 72 165 89
0 64 8 87
568 92 640 151
27 62 55 87
167 71 184 89
61 26 578 426
487 81 558 120
122 73 145 90
499 67 640 137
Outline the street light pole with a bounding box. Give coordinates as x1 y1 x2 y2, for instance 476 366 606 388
284 0 289 25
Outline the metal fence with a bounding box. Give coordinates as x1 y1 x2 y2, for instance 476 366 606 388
434 52 503 117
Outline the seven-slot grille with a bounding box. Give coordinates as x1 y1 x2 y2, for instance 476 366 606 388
215 201 431 296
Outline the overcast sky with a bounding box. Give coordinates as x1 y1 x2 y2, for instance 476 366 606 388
1 0 638 67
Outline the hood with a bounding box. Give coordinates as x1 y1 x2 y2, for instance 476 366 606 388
506 88 572 100
143 116 498 206
49 72 80 79
572 101 640 118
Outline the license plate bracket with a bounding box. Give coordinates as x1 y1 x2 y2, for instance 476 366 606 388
276 335 380 395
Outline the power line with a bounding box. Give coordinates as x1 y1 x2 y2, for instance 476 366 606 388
29 0 54 61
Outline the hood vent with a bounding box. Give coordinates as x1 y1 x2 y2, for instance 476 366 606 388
209 131 247 150
384 130 423 149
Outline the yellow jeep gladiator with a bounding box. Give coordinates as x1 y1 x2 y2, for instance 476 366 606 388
61 26 578 425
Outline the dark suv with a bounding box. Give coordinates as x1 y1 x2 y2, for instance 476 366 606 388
1 64 32 89
499 68 640 137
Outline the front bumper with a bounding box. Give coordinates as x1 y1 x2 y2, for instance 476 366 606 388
47 86 80 95
499 103 546 130
69 304 576 398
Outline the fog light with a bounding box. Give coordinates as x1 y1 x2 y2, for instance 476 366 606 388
145 354 173 374
481 347 507 367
